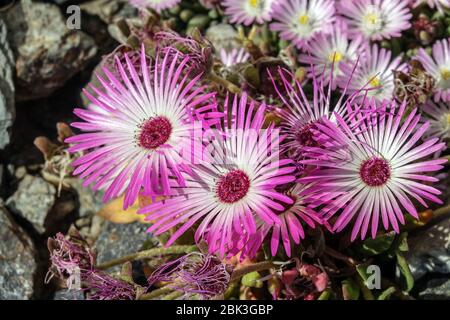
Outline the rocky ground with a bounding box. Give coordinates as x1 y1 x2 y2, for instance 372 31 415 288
0 0 153 300
0 0 449 300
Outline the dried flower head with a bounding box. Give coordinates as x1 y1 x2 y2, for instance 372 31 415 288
147 252 231 299
155 30 215 77
86 271 137 300
394 60 436 109
281 260 328 300
46 228 95 289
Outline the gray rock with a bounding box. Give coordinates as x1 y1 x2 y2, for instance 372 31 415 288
206 23 239 52
1 0 97 101
6 175 56 234
49 0 72 5
95 220 153 268
0 204 37 299
53 289 85 300
72 180 103 218
0 19 15 149
81 0 121 24
80 0 138 45
407 218 450 280
418 278 450 300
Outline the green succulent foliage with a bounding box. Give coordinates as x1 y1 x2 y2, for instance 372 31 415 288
357 231 396 257
342 278 360 300
241 271 263 288
378 287 396 300
396 253 415 292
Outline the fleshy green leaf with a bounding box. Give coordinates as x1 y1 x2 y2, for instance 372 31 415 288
386 232 409 259
358 232 396 256
318 289 332 300
241 271 263 288
396 253 414 292
378 287 396 300
355 265 375 300
342 278 360 300
356 264 370 281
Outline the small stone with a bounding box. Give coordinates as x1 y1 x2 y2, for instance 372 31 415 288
1 0 98 101
0 19 15 149
0 204 37 299
14 166 27 180
6 175 56 234
53 289 85 300
417 278 450 300
81 0 121 24
81 0 137 25
71 180 104 218
407 217 450 280
187 15 211 33
206 23 239 51
95 220 154 270
89 214 104 240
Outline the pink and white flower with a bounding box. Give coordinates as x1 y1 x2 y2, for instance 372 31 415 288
139 94 297 257
270 0 336 50
66 47 217 209
270 66 364 168
219 48 251 68
223 0 276 26
338 44 407 103
244 184 323 258
298 21 367 89
415 38 450 102
301 100 447 240
338 0 412 41
421 100 450 141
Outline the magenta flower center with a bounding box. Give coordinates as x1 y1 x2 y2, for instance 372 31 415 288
359 157 391 187
294 122 319 148
216 170 250 204
138 116 172 149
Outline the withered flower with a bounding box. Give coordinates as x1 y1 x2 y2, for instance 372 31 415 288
46 227 95 289
394 59 436 109
280 260 328 300
147 253 231 300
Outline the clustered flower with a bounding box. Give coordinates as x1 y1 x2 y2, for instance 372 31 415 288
66 0 449 264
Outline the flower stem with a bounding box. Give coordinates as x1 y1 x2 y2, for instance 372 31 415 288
433 203 450 220
325 246 357 267
354 275 375 300
208 72 242 95
96 245 198 270
162 291 184 300
138 286 173 300
318 289 332 300
381 278 415 300
230 261 275 282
